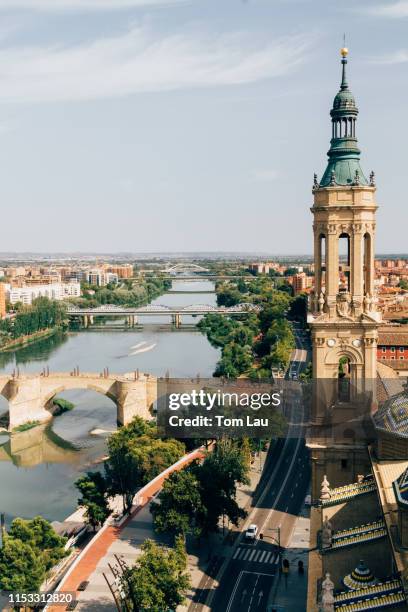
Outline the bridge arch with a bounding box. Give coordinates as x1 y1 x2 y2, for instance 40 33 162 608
42 383 119 410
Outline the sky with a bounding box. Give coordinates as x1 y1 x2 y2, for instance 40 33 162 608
0 0 407 254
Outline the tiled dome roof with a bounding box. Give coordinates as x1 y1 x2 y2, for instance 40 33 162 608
373 389 408 438
343 560 377 590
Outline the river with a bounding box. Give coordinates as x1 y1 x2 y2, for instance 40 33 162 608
0 280 219 523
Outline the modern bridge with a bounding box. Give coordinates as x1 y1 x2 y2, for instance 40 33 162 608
66 303 258 328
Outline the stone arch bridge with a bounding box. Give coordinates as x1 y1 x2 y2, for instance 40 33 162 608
0 372 157 431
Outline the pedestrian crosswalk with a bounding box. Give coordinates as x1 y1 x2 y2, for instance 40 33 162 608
232 547 278 564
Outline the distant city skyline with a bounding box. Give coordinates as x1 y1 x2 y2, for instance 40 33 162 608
0 0 407 252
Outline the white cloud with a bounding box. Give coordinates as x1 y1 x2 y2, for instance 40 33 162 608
0 0 188 12
0 27 312 104
252 169 279 182
369 49 408 64
364 1 408 17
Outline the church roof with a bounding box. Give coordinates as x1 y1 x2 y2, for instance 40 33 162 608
393 467 408 507
373 386 408 438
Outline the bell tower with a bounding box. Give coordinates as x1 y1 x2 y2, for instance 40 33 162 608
308 48 381 497
309 47 381 384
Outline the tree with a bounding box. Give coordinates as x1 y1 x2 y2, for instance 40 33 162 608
105 417 185 513
193 440 250 534
399 279 408 291
105 431 145 513
151 470 206 538
0 538 45 592
121 536 190 612
0 516 67 592
75 472 110 531
217 287 242 307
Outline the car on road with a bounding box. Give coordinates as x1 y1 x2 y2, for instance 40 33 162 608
245 524 258 540
304 494 312 506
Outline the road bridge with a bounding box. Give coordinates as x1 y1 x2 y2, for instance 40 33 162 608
66 303 258 328
0 371 156 430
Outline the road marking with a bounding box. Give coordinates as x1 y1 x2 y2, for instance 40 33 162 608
225 571 243 612
264 551 272 563
242 570 275 577
249 550 257 561
243 550 251 560
233 549 240 559
248 574 260 611
259 551 266 562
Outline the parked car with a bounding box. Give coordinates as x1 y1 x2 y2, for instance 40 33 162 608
304 494 312 506
245 524 258 540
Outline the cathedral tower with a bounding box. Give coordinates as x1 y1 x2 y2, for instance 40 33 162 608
308 48 381 496
309 47 381 383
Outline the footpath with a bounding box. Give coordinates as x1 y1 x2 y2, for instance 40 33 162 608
267 507 310 612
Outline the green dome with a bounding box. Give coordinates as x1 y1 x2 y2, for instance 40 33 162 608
333 89 357 111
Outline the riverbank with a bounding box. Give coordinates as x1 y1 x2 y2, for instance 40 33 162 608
0 326 60 353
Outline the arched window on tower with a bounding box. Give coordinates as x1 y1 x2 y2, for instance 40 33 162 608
338 356 351 402
319 233 326 295
338 233 350 292
363 233 372 296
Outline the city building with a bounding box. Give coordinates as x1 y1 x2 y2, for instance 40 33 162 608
248 262 274 274
105 264 133 279
7 282 81 306
86 269 107 286
377 328 408 361
0 283 6 318
292 272 312 295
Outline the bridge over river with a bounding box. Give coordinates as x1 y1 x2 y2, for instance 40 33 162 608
0 371 157 430
67 303 258 328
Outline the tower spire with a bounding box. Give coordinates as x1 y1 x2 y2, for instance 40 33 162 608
340 42 348 90
317 46 368 187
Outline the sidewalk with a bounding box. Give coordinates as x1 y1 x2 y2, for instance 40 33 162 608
267 507 310 612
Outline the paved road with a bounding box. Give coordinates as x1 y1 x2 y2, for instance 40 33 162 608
201 323 311 612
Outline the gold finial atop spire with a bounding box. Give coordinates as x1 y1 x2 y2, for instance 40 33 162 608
341 33 348 58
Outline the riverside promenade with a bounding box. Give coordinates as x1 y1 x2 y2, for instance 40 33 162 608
46 447 206 612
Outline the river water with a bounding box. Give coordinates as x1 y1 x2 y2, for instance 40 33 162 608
0 280 219 523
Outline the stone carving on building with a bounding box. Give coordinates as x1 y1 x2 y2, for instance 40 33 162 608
336 292 352 318
320 573 335 612
322 517 333 549
320 475 331 501
319 292 325 313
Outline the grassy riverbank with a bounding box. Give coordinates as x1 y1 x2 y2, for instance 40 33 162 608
0 326 60 353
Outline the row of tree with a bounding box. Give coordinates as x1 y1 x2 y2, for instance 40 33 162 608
199 278 295 378
0 297 67 345
70 276 172 309
75 417 185 530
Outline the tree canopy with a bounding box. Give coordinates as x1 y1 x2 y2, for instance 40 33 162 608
0 516 67 592
121 536 190 612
